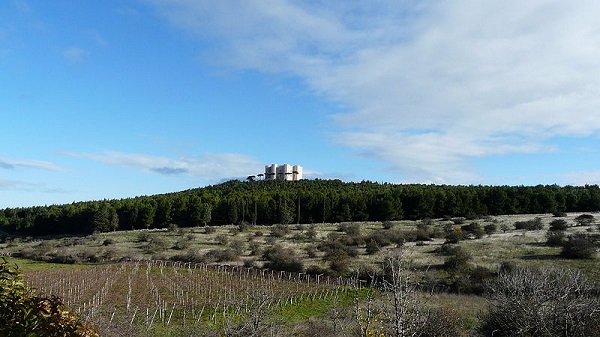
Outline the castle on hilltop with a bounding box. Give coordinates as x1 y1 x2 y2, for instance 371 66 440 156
263 164 303 181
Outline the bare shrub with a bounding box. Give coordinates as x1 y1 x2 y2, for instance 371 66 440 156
378 249 429 337
481 266 600 337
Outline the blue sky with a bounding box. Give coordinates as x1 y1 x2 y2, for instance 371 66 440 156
3 0 600 208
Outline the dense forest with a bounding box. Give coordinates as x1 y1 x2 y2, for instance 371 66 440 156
2 180 600 236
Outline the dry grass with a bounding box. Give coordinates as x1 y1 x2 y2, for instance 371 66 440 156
0 212 597 279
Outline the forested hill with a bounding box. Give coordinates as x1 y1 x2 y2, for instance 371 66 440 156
2 180 600 236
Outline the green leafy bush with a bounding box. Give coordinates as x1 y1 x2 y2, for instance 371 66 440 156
443 246 472 272
514 217 543 230
262 245 304 273
561 233 597 259
575 214 595 226
0 258 98 337
484 223 497 235
549 219 569 231
545 230 566 246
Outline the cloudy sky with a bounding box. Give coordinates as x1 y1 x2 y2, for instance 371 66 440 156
3 0 600 207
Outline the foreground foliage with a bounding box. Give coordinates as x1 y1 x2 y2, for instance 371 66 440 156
0 258 98 337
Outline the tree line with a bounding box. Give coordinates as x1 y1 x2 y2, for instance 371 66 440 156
1 180 600 236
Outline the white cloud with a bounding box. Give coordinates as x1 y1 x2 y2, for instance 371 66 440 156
0 157 65 171
64 151 264 183
144 0 600 183
63 46 88 63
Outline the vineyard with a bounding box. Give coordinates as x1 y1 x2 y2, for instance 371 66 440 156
24 260 359 336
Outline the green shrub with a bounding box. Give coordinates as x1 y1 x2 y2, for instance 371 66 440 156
514 217 543 230
338 222 361 236
545 230 566 246
229 239 246 255
420 306 464 337
443 246 472 272
215 234 229 245
137 231 151 242
304 244 318 258
461 222 485 239
171 248 204 263
549 219 569 231
445 227 464 244
237 220 251 232
484 223 497 235
382 220 394 229
367 230 393 247
262 245 304 273
304 225 318 240
0 258 98 337
561 233 597 259
248 241 262 256
270 224 291 238
174 237 192 250
144 235 169 254
365 239 380 255
204 248 240 263
575 214 595 226
324 249 351 276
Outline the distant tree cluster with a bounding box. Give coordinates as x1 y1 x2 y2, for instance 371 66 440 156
2 180 600 236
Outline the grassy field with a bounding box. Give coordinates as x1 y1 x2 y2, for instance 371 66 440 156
16 259 363 336
1 212 598 336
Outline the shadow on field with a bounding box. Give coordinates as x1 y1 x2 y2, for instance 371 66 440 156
520 254 557 261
